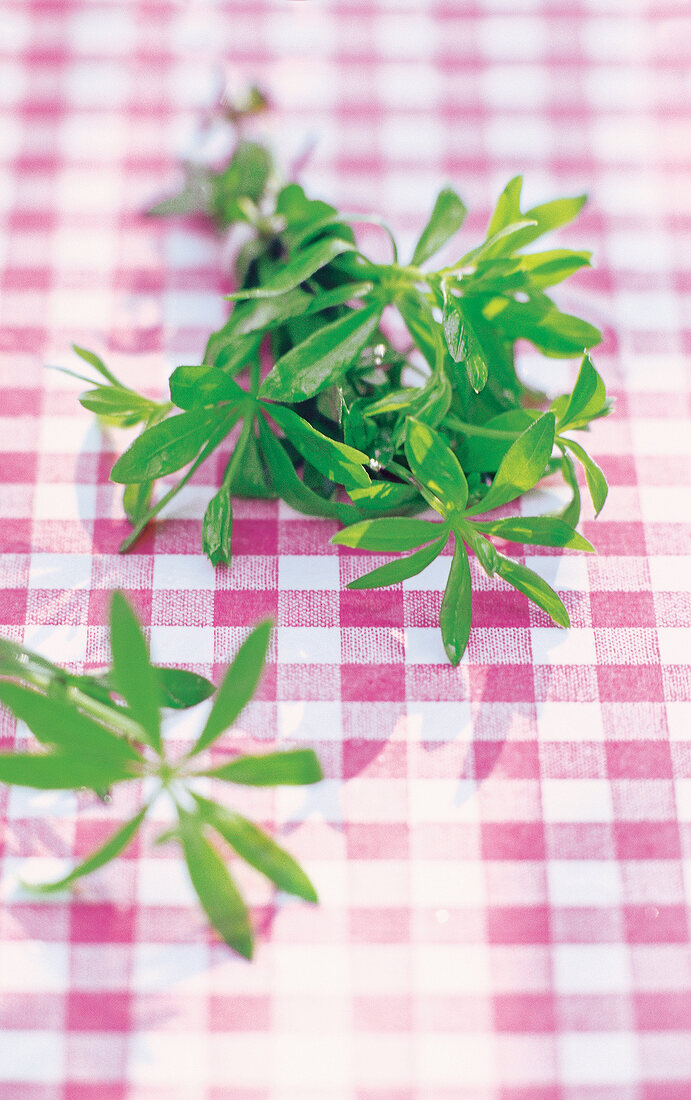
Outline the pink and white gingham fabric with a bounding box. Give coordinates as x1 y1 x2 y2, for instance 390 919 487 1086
1 2 690 1096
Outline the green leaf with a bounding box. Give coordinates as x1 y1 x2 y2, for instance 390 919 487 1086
442 294 488 393
461 523 499 576
440 540 472 666
493 299 601 357
118 407 241 553
156 667 215 709
188 620 273 758
471 516 594 551
79 387 154 423
227 425 276 499
193 796 317 902
169 366 246 411
264 403 370 489
347 533 448 590
111 407 229 484
405 419 468 513
211 140 272 228
561 437 608 516
0 751 135 791
233 282 373 337
27 807 148 893
232 287 313 336
486 176 523 237
393 370 452 445
259 303 383 403
556 353 607 431
346 480 422 513
257 416 352 521
177 810 254 958
123 480 153 526
0 637 62 680
466 412 555 515
558 448 582 528
458 219 538 267
109 592 162 753
511 193 588 251
0 681 142 771
449 409 539 474
202 748 323 786
411 187 467 266
496 555 570 627
202 487 233 567
332 517 441 552
521 249 592 288
226 237 354 301
72 344 120 386
484 178 587 253
204 326 262 375
397 290 442 371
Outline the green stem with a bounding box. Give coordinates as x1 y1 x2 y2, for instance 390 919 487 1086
1 663 147 744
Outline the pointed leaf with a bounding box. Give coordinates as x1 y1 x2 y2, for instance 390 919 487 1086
265 403 370 489
72 344 120 386
201 748 323 786
462 525 499 576
79 387 154 422
346 480 421 513
494 300 601 357
495 555 570 627
202 487 233 566
257 416 353 521
459 219 537 267
347 533 448 590
471 516 594 551
466 413 556 515
558 448 582 528
226 237 354 300
188 621 272 758
405 419 468 513
442 295 488 392
440 540 472 666
332 517 441 552
0 681 142 770
169 366 246 411
411 187 467 266
109 592 161 753
561 437 608 516
110 407 228 483
194 796 317 902
259 303 382 403
556 353 607 431
0 752 135 790
451 408 539 474
177 811 253 958
28 807 148 893
511 194 588 251
156 668 215 710
486 176 523 237
521 249 592 288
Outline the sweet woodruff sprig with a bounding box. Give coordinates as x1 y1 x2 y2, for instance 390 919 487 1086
68 98 611 664
0 593 321 958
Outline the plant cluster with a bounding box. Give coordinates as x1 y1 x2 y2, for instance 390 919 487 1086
64 97 610 664
0 594 320 958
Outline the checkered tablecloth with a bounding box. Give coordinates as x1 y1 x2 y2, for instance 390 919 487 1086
1 1 690 1096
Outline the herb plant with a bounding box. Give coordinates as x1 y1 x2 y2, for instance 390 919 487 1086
67 97 611 664
0 593 321 958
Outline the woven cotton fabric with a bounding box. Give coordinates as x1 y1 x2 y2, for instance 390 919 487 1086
0 1 690 1096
